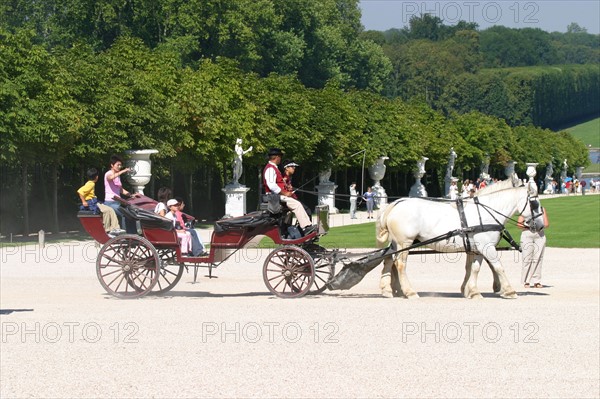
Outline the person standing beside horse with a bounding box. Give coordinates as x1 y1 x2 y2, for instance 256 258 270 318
518 202 550 288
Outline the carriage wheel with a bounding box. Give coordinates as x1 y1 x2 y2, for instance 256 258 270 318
151 249 185 294
308 256 335 294
302 244 335 295
96 235 159 298
263 246 315 298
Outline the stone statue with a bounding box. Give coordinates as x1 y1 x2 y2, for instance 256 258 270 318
232 138 252 186
560 159 568 184
444 148 457 198
445 147 457 179
480 154 490 179
319 169 332 184
543 161 554 194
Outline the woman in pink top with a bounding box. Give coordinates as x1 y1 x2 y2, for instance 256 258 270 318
103 155 138 233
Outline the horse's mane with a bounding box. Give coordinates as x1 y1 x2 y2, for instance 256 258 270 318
475 177 522 197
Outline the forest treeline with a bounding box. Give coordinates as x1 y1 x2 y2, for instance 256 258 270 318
368 15 600 127
0 0 595 234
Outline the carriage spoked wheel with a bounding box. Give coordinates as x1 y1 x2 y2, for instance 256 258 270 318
151 248 185 294
308 256 335 294
302 244 335 295
96 235 160 298
263 246 315 298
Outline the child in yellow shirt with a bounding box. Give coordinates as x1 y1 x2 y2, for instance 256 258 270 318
77 168 123 236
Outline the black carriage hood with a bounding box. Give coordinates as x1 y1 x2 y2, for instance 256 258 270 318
121 205 173 231
213 211 277 233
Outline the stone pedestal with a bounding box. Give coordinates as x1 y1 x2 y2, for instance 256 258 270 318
316 183 338 214
124 149 159 194
222 184 250 218
371 183 388 209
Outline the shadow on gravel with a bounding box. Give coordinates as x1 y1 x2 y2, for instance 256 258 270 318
158 291 273 298
0 309 34 315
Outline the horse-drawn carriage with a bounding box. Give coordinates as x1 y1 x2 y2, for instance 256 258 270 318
79 176 539 300
78 196 338 299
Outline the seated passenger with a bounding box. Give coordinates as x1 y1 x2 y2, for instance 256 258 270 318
165 199 192 255
154 187 171 217
263 148 315 236
282 159 311 217
174 197 207 257
77 168 124 236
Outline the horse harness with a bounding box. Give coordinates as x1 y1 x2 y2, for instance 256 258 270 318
383 196 523 259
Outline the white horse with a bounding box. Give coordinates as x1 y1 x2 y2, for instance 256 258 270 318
376 176 536 299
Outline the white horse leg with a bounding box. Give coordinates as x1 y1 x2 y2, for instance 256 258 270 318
487 259 501 293
461 253 482 299
380 255 394 298
484 248 517 299
390 265 403 297
394 250 419 298
460 253 472 296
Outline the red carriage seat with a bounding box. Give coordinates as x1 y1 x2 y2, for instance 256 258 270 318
77 211 111 244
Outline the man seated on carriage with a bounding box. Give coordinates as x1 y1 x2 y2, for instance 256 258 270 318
263 148 315 236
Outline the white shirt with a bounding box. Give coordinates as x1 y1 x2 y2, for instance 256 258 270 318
264 161 281 194
449 185 458 200
350 186 357 200
154 202 167 215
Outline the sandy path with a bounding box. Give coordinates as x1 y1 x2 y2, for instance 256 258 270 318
1 242 598 398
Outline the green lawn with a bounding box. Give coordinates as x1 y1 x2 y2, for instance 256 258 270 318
261 195 599 249
565 117 600 148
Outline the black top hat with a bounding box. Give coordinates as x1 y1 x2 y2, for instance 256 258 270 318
268 148 283 157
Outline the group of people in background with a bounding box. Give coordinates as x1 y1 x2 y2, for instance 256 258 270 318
446 177 500 200
347 184 376 219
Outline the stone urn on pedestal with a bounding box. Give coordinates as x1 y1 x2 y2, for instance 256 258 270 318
526 162 539 195
124 149 159 194
368 156 389 208
316 168 338 214
409 157 428 197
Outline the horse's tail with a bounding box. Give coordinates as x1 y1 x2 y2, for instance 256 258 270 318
376 204 395 248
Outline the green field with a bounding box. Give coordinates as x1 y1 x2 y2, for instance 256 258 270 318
565 117 600 148
261 195 599 249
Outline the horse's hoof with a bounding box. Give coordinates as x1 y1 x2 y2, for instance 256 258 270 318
500 291 518 299
469 293 483 299
381 289 393 298
406 292 419 299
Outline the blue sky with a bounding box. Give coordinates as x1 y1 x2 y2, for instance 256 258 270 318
359 1 600 34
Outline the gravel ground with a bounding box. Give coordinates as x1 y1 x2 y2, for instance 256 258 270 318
1 241 598 398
